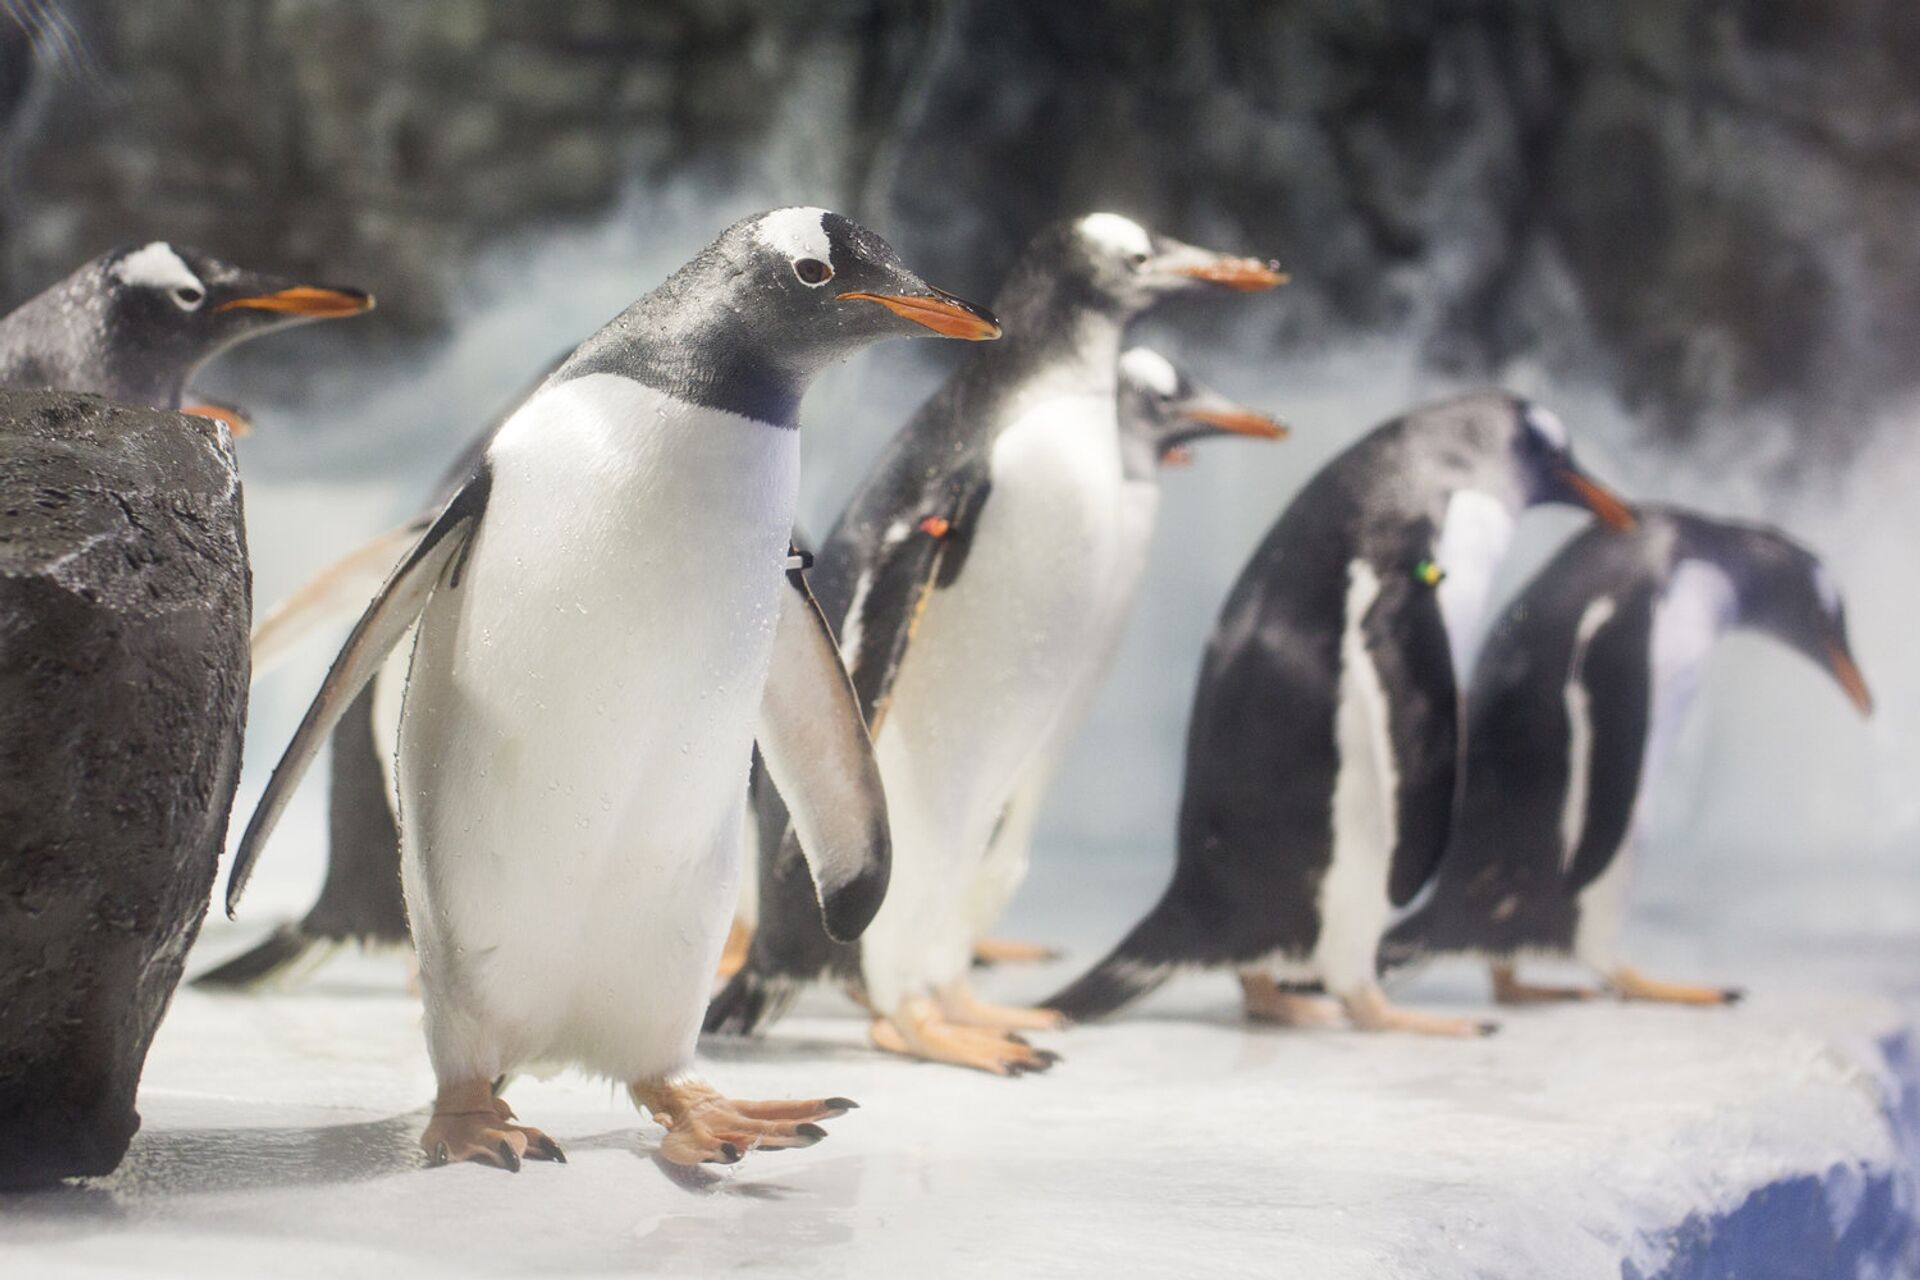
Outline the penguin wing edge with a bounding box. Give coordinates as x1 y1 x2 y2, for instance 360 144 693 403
1561 591 1653 894
249 517 431 680
843 471 991 728
756 564 890 943
224 466 492 916
1371 582 1464 908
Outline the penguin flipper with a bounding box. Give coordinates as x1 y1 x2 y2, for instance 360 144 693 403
756 558 890 944
1561 591 1653 894
844 471 991 728
1371 579 1464 909
249 517 431 680
224 466 492 916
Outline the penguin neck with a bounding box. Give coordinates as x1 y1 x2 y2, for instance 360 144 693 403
1117 421 1162 482
559 294 813 429
999 304 1127 406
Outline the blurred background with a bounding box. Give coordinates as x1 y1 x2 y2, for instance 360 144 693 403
3 0 1914 969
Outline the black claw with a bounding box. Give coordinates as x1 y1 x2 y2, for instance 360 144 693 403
795 1123 827 1144
1033 1049 1063 1065
825 1097 858 1112
1723 988 1747 1006
533 1135 566 1163
714 1142 742 1164
430 1141 450 1167
1477 1021 1501 1037
498 1140 522 1172
1006 1032 1033 1048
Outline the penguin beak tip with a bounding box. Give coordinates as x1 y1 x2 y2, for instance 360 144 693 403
216 285 375 318
1174 257 1288 291
840 290 1001 341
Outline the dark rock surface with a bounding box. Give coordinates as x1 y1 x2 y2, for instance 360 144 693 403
0 390 250 1188
3 1 1916 445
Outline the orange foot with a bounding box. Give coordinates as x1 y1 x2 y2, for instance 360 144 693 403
1490 960 1600 1005
1240 973 1345 1028
421 1080 565 1171
971 937 1062 967
1608 965 1743 1006
870 995 1060 1076
716 917 753 980
939 977 1067 1032
1343 982 1499 1038
630 1077 855 1166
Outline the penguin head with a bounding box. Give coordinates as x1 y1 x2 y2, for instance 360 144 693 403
717 207 1000 353
1681 516 1873 716
1117 346 1286 479
992 215 1285 329
1080 213 1287 311
1505 398 1637 530
96 242 374 403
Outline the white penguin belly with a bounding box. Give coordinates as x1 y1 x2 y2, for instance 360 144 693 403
1433 488 1517 683
861 393 1125 1008
1573 561 1733 970
967 480 1158 936
397 375 796 1083
1308 559 1402 993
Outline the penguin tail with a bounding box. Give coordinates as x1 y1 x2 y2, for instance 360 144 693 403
1040 907 1187 1023
703 965 803 1037
191 923 334 990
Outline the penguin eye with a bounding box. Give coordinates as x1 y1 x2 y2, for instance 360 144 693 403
1128 252 1150 269
172 285 204 310
792 258 832 287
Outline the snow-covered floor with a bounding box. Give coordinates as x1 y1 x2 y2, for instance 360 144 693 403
3 847 1916 1279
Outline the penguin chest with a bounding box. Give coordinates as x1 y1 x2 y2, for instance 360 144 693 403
887 394 1125 823
1310 560 1404 988
402 376 796 929
1572 562 1732 961
1432 488 1517 681
1105 482 1161 628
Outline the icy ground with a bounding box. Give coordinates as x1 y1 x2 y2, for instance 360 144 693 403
2 839 1916 1279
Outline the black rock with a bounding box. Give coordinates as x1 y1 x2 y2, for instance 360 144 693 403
0 390 250 1189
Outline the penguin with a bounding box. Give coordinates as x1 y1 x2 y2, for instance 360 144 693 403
706 213 1285 1073
965 347 1288 966
1382 505 1872 1004
0 241 372 416
1043 391 1636 1036
197 354 566 990
225 208 1000 1168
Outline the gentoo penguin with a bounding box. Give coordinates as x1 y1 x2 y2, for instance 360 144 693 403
1383 505 1872 1004
1043 391 1636 1036
197 355 565 990
706 213 1285 1073
965 347 1287 965
226 209 999 1168
0 241 372 414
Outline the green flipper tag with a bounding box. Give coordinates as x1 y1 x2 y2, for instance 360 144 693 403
1415 558 1446 587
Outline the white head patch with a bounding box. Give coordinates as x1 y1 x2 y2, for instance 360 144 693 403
113 242 204 298
1120 347 1179 397
1813 561 1841 614
1524 402 1569 449
1079 212 1152 260
755 208 833 265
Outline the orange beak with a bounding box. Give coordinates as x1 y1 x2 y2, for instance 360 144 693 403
1175 257 1289 291
1827 643 1874 717
1187 406 1289 440
182 402 253 439
839 290 1001 340
1559 468 1637 530
216 286 375 317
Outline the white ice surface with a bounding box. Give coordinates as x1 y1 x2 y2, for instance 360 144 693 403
2 832 1915 1280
